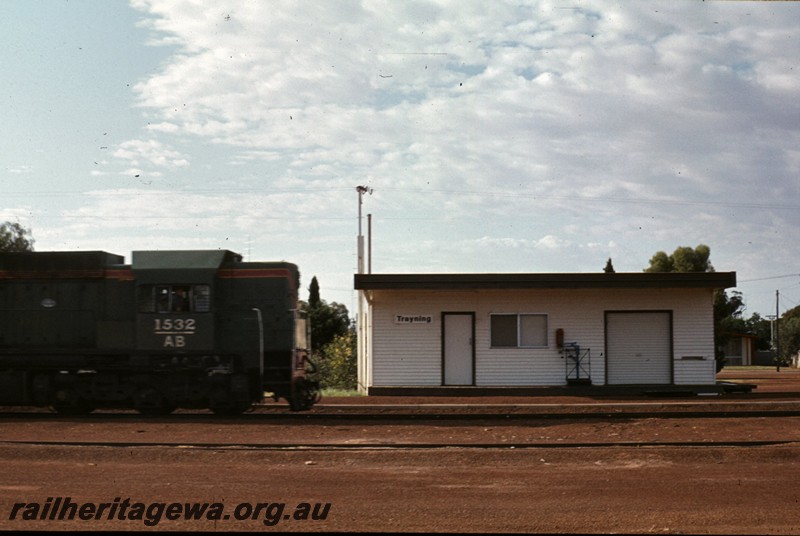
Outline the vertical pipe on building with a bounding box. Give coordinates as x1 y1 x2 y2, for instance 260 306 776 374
367 213 372 274
776 289 781 372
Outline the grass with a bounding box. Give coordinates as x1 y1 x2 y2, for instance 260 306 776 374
722 365 786 371
320 388 363 398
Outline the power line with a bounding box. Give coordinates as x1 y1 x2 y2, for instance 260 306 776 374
739 274 800 283
3 186 354 198
378 187 800 211
6 185 800 211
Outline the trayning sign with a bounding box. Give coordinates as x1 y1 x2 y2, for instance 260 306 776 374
394 314 433 324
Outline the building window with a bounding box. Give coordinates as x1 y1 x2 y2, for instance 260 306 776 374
137 284 211 313
490 313 548 348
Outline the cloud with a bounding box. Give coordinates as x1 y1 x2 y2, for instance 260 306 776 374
0 207 33 223
126 2 800 196
113 139 190 169
44 0 799 315
6 165 33 174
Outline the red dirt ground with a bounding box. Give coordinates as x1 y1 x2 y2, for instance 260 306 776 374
1 368 800 533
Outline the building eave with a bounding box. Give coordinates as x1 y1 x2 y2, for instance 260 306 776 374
354 272 737 291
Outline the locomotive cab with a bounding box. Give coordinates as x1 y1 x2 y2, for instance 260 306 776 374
131 250 319 413
132 251 223 354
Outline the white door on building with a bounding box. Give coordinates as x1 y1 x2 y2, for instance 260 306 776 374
443 313 474 385
606 311 672 384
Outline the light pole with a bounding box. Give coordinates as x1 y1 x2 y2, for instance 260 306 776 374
355 185 373 393
356 185 373 274
776 290 781 372
766 314 777 350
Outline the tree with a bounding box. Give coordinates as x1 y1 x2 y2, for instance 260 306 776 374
299 277 351 352
306 300 350 352
744 313 773 352
308 276 321 308
645 244 712 273
317 330 357 390
0 222 34 252
645 244 733 372
299 277 355 391
713 289 746 369
777 306 800 366
646 250 673 273
603 258 615 273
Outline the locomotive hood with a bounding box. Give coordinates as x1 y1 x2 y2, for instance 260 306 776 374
0 251 125 278
131 250 243 284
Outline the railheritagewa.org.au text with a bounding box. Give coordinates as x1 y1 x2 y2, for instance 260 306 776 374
8 497 331 527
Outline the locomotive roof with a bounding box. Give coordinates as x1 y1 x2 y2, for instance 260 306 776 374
0 250 125 276
132 250 243 284
131 250 242 270
0 250 299 286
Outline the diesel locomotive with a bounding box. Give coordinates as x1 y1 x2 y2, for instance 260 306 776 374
0 249 320 414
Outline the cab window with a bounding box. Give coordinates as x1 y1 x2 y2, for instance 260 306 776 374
137 285 211 313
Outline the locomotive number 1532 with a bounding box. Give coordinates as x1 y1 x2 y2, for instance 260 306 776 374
153 318 196 333
153 318 197 347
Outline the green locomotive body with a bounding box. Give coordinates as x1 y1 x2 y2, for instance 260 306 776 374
0 250 319 414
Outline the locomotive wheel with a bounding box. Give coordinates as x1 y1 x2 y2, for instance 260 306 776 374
209 402 251 416
289 378 321 411
208 390 251 415
52 401 95 415
52 389 94 415
133 388 176 416
137 403 176 416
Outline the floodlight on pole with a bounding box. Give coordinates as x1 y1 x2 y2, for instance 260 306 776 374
355 185 373 394
356 185 373 274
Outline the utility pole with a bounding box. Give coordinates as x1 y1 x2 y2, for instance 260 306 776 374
767 315 777 350
355 185 373 394
356 185 373 274
776 290 781 372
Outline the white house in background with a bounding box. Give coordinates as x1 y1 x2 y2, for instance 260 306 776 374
354 271 736 394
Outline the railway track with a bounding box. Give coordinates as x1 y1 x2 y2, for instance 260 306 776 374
4 399 800 420
2 438 798 451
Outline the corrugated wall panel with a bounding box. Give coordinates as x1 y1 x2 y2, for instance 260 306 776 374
671 289 716 384
370 291 478 386
474 289 608 386
366 287 717 388
673 359 715 384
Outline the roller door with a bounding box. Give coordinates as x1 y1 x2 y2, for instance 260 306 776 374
606 312 672 385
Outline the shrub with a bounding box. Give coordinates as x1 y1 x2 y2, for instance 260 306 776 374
317 331 357 390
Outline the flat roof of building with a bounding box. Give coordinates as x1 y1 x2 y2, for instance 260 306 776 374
354 271 737 290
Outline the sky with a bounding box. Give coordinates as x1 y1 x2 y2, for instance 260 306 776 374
3 0 800 319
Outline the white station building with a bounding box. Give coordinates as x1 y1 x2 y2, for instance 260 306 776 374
354 271 736 395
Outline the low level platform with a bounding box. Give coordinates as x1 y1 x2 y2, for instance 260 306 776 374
368 381 755 398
